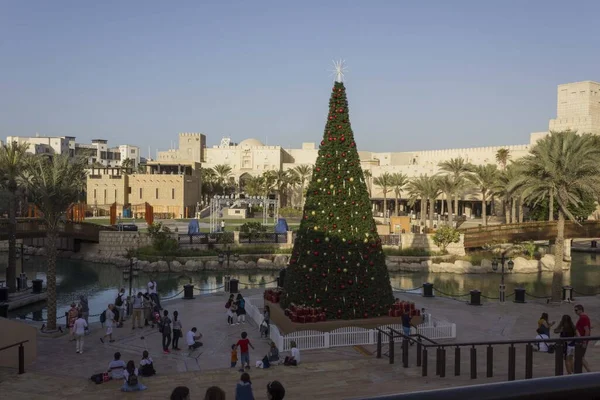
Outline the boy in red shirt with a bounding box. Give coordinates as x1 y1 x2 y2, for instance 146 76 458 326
574 304 592 372
235 331 254 372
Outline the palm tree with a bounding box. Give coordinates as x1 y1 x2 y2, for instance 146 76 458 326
438 157 472 217
510 131 600 301
273 170 289 208
285 171 301 208
262 170 278 197
244 175 266 197
24 155 87 330
293 165 312 208
467 164 499 226
406 175 429 225
0 141 30 293
495 148 510 170
373 172 393 219
363 169 373 198
423 176 442 228
212 165 233 194
495 163 520 224
390 173 408 216
200 168 218 203
436 174 461 225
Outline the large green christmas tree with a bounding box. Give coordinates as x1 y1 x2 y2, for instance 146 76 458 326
283 79 394 320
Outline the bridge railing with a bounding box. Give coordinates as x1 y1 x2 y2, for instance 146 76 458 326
0 218 115 241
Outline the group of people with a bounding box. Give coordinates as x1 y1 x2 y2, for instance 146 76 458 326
225 293 248 325
105 350 155 392
170 377 286 400
535 303 592 374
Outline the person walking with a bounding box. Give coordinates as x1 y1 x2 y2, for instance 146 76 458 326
172 311 183 350
100 304 116 343
226 294 235 326
68 303 78 341
236 294 247 324
574 304 592 372
73 313 88 354
78 295 89 329
131 292 144 330
554 314 577 374
148 278 162 310
161 309 172 354
537 313 555 337
235 331 254 372
115 288 126 327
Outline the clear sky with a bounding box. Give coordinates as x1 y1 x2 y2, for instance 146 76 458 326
2 0 600 156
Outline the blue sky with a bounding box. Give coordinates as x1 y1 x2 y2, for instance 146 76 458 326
2 1 599 155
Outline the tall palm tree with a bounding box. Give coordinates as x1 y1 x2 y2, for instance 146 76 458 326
362 169 373 198
510 131 600 301
495 148 510 170
438 157 472 217
293 165 312 208
406 175 429 225
436 174 461 225
200 168 218 203
285 171 301 208
212 164 233 194
0 141 30 293
467 164 499 226
262 170 278 197
273 170 289 208
495 163 519 224
244 175 266 197
423 176 442 228
373 172 393 219
390 172 408 216
24 155 87 330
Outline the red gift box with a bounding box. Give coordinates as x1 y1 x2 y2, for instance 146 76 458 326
411 309 417 317
410 303 415 311
318 313 326 322
290 304 297 313
308 315 317 323
298 315 307 323
290 313 298 322
388 309 394 317
416 309 421 316
394 309 402 317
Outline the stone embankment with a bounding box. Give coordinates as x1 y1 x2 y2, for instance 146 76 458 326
18 246 564 275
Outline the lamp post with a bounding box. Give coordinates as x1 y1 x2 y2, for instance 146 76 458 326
128 258 134 298
219 245 239 269
492 254 514 302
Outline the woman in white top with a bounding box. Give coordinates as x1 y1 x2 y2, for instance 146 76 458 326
284 341 301 366
73 313 88 354
122 360 147 392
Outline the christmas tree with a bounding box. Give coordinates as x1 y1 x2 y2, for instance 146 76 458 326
283 71 394 320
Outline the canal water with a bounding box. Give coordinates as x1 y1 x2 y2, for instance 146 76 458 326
1 253 599 320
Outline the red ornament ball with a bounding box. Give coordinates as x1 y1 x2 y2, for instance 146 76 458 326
316 298 321 304
337 268 342 273
340 284 345 290
340 136 346 142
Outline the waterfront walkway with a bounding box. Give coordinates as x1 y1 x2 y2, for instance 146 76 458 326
2 288 600 399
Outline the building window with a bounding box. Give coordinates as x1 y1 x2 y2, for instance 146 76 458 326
156 188 159 199
128 187 132 194
131 149 135 154
114 189 117 200
139 188 143 198
172 188 175 199
104 190 107 203
94 189 96 199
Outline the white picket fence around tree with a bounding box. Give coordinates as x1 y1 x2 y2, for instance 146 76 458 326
245 297 456 352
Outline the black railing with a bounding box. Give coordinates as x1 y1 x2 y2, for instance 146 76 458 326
380 235 401 246
181 232 234 245
360 372 600 400
376 327 600 382
239 232 287 244
0 340 29 374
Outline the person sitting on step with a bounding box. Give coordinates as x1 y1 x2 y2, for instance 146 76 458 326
186 327 203 350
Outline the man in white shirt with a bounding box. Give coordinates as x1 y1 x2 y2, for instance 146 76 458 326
131 292 144 330
73 314 88 354
107 352 126 380
148 279 162 310
100 304 116 344
186 327 203 350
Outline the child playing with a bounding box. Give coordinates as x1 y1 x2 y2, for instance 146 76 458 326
139 350 156 377
230 344 238 368
229 298 238 326
225 294 235 326
235 331 255 372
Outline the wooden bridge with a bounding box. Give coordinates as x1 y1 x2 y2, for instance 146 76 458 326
0 218 116 243
460 220 600 249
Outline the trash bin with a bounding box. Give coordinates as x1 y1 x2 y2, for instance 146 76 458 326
592 240 597 248
32 279 43 294
469 290 481 306
0 287 8 302
184 284 195 300
514 287 526 303
0 304 8 318
423 282 434 298
562 286 573 302
278 268 287 288
229 279 239 294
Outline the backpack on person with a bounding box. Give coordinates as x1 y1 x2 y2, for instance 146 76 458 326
225 300 231 309
158 318 164 333
100 310 106 324
239 299 245 309
127 372 138 386
115 294 124 307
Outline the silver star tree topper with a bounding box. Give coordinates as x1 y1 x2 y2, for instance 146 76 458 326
330 59 348 83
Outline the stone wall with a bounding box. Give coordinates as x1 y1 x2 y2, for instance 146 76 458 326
97 231 153 252
399 233 466 256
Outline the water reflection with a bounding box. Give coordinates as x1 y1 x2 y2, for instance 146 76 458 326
1 253 599 320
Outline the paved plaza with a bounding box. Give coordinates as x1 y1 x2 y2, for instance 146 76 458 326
2 287 600 399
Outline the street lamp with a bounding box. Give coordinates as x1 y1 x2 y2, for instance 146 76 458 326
492 254 514 302
219 246 239 268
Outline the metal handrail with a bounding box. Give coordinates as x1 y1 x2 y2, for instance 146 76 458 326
0 340 29 374
421 335 600 349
